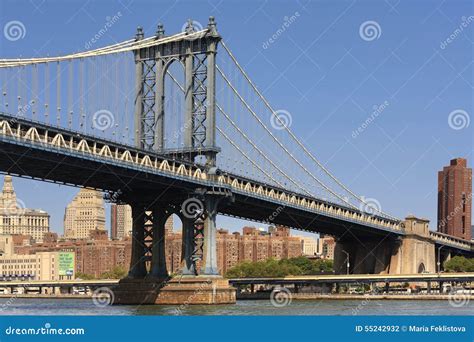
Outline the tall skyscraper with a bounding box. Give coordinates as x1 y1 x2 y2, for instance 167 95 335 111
111 204 132 240
437 158 472 240
0 176 50 242
64 189 106 239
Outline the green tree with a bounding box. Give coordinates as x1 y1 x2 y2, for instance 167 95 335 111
225 257 333 278
444 256 474 272
76 272 95 280
99 266 128 279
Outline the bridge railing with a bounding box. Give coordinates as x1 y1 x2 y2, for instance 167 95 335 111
430 231 473 251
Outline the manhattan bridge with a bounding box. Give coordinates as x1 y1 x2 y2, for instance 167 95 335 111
0 17 471 303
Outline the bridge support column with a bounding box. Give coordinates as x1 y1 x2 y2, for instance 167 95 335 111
181 217 197 275
127 203 147 279
202 195 219 275
153 189 236 304
388 216 436 274
150 206 169 279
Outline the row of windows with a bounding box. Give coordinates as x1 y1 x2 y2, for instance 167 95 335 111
1 218 48 225
0 259 38 264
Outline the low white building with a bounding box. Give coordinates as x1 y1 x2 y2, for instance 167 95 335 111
0 235 74 281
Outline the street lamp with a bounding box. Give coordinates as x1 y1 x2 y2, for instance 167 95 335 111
342 249 350 275
437 245 445 274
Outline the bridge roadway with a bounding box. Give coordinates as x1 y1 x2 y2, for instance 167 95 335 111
0 279 119 288
0 113 402 240
0 273 472 289
228 272 474 286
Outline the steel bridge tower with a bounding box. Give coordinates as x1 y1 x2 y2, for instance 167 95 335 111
114 17 236 305
133 17 220 167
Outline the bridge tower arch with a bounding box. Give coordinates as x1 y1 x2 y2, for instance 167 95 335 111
133 17 221 167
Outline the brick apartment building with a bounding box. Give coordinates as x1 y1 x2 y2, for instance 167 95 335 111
13 225 302 277
437 158 472 240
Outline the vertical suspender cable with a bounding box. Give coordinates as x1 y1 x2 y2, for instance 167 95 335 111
68 59 73 128
45 62 50 123
32 63 38 120
79 58 84 130
56 61 61 126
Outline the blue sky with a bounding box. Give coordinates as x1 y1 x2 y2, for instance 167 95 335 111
0 0 472 236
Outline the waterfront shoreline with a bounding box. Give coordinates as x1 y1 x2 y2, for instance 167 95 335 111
0 293 471 301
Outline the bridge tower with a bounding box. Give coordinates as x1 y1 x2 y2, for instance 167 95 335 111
133 17 221 167
114 18 236 305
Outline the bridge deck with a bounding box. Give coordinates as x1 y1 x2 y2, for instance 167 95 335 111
229 273 474 285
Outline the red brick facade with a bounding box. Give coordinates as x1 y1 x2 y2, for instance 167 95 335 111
437 158 472 240
15 226 302 277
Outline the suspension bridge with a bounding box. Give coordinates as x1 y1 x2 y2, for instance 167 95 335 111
0 17 472 304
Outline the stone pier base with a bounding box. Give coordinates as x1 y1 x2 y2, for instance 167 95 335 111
112 277 169 305
112 276 236 305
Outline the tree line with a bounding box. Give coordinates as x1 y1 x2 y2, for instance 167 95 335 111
225 257 333 278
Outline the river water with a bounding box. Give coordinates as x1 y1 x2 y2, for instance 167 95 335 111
0 298 472 315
